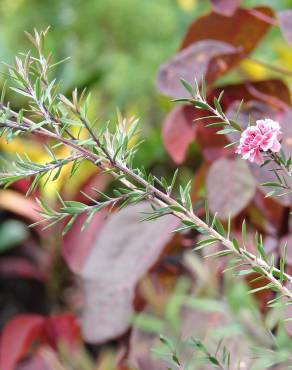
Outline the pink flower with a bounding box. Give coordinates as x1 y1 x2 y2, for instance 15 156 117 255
236 126 264 164
256 119 281 152
236 119 281 165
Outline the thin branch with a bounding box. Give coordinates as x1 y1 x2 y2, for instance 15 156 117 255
1 30 291 302
1 110 292 300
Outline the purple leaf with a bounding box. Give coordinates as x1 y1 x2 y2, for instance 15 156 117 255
156 40 237 98
80 203 180 343
207 158 256 219
210 0 241 16
278 10 292 45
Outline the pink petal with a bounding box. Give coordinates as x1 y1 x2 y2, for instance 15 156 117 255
270 139 281 153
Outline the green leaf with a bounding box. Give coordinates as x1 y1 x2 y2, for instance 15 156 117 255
235 269 254 276
201 78 206 99
214 218 226 237
214 97 224 117
194 237 220 250
205 200 210 225
217 128 236 135
232 238 240 252
62 215 78 235
229 120 242 132
0 220 28 253
159 335 175 353
241 219 247 245
180 78 194 96
191 100 210 110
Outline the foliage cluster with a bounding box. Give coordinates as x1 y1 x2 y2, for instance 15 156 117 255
0 1 292 370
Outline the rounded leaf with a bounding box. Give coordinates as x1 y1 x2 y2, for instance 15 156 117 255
180 6 274 53
80 202 180 343
156 40 237 98
207 158 256 219
162 105 196 164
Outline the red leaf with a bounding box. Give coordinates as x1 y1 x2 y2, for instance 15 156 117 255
191 104 230 161
43 314 80 351
62 210 107 274
215 79 291 110
0 314 45 370
0 257 48 282
172 7 273 91
73 172 110 204
0 190 41 224
210 0 241 16
180 7 274 53
196 122 230 162
278 10 292 45
162 105 196 164
11 179 39 198
162 80 290 163
0 313 81 370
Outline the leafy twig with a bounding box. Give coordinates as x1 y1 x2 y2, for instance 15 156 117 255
0 30 292 302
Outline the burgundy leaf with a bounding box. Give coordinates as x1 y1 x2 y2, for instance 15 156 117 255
207 158 256 219
80 203 180 343
162 105 197 164
215 79 291 110
156 40 237 98
196 119 231 162
62 210 107 274
180 7 274 53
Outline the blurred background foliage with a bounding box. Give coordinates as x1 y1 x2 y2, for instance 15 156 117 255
1 1 292 368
